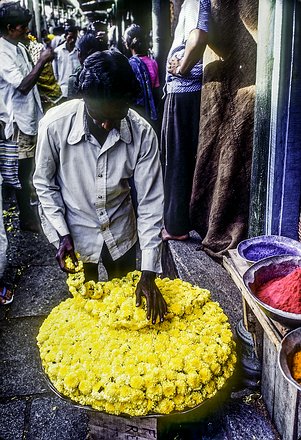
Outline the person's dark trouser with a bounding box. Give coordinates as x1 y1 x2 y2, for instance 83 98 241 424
16 157 40 229
83 243 136 282
161 91 201 236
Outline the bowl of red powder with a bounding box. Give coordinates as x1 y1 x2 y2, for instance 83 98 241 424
237 235 301 266
278 327 301 392
243 255 301 328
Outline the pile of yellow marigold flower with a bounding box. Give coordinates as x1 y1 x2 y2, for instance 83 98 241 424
37 256 236 416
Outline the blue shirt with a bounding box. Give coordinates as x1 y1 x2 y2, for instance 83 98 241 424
165 0 211 94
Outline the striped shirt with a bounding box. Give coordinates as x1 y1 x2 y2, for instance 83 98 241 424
165 0 211 94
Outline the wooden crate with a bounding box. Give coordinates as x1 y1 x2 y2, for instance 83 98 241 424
88 412 158 440
223 250 301 440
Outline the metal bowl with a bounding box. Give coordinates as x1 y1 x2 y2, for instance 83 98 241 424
237 235 301 266
243 255 301 328
278 327 301 392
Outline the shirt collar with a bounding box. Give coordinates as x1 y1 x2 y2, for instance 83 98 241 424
62 41 78 54
67 100 132 145
0 37 18 53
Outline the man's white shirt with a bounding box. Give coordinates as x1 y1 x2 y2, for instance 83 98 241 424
34 99 164 273
53 42 80 97
0 37 43 138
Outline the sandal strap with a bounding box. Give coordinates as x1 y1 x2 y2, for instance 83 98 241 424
0 286 7 298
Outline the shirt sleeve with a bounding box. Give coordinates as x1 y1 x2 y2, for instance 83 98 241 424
197 0 211 32
0 52 25 89
52 48 59 80
133 124 164 273
33 118 70 244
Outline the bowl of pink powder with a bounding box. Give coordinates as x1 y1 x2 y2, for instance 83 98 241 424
237 235 301 266
243 255 301 328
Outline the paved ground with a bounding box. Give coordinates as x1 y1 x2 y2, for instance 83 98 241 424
0 197 281 439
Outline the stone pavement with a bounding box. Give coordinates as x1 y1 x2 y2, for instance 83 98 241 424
0 201 281 439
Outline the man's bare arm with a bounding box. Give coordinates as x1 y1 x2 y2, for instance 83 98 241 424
17 48 54 95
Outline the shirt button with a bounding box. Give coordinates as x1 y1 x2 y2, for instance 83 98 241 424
97 195 102 199
98 174 103 178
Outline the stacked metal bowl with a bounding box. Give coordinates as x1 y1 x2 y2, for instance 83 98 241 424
242 254 301 328
237 235 301 390
237 235 301 266
278 327 301 392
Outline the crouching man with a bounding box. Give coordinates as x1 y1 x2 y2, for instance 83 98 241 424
33 50 167 324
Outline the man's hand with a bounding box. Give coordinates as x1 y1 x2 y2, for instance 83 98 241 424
39 47 55 64
135 271 167 324
167 55 183 76
56 234 78 273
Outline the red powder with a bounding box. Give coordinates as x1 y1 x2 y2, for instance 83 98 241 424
257 268 301 314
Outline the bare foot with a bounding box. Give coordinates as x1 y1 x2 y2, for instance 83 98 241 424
161 228 189 242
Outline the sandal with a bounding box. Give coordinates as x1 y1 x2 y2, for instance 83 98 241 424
0 286 14 305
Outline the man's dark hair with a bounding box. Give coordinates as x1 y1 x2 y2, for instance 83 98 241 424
78 49 140 102
52 25 64 36
64 25 78 36
78 32 104 63
0 1 32 34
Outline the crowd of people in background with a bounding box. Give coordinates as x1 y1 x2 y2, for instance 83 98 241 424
0 0 212 313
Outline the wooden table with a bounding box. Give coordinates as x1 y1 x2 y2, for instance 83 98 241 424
223 250 300 440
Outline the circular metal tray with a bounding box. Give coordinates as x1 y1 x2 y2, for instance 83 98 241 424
42 366 232 422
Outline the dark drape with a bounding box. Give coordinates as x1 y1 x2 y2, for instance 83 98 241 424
190 0 258 260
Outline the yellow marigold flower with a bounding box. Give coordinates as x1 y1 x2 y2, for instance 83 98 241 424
130 375 144 389
169 302 184 315
146 384 162 400
64 372 79 389
156 398 175 414
210 362 221 375
79 380 92 395
58 365 69 379
199 367 212 384
187 373 200 389
162 381 176 398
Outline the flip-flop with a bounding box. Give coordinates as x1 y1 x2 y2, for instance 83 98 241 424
0 286 14 305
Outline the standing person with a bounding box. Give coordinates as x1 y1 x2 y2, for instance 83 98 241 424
107 17 118 49
67 32 104 100
89 20 108 50
161 0 211 241
50 26 65 50
33 50 167 324
52 25 80 99
123 24 158 123
0 1 54 232
0 171 13 305
0 95 13 305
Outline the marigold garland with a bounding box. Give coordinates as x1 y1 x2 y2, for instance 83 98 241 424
37 256 236 416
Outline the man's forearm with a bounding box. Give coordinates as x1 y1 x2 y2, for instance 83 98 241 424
179 29 208 76
17 58 46 95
